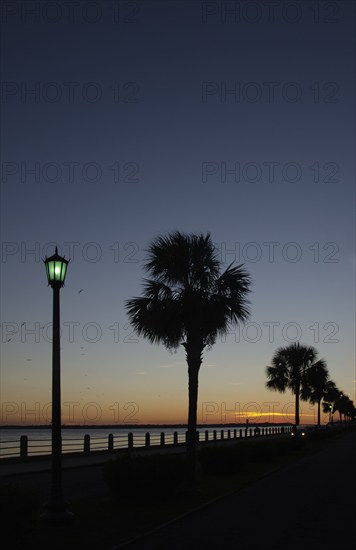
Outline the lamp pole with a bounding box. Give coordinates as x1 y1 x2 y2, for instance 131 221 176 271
42 247 72 523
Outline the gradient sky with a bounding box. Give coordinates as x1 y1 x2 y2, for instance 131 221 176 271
1 0 355 425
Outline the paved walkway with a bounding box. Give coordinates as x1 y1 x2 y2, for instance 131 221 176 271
110 429 356 550
1 430 355 549
0 445 186 500
0 450 120 476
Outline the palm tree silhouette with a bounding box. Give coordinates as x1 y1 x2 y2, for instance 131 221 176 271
333 392 355 423
322 380 340 422
265 342 318 427
301 359 329 427
125 231 251 479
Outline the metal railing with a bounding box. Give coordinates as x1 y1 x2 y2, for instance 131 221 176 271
0 425 292 460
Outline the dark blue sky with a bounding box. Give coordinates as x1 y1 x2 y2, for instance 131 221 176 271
1 1 355 424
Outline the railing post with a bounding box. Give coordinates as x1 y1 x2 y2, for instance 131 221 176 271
173 431 178 445
108 433 114 452
160 432 165 446
128 432 134 449
84 434 90 454
213 430 217 441
227 429 231 439
20 435 28 458
205 430 209 442
196 431 200 443
221 429 224 440
145 432 150 447
239 429 243 438
234 429 237 438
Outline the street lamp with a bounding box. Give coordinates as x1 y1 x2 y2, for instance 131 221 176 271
42 246 72 523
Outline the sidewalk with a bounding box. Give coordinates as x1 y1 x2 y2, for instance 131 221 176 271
111 429 356 550
0 450 119 477
0 443 188 477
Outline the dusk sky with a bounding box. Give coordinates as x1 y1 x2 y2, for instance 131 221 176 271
1 0 355 426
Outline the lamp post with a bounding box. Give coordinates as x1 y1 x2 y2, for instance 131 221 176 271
42 246 72 523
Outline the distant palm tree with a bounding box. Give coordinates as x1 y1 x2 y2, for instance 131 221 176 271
322 380 340 422
265 343 318 426
301 359 328 426
126 231 251 479
333 393 355 423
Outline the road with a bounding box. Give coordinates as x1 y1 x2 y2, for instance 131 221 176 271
110 429 356 550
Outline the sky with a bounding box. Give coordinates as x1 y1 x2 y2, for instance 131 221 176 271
0 0 355 426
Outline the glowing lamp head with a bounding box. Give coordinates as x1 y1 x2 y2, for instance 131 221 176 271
44 246 70 288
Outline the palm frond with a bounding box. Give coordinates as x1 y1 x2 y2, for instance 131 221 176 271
144 231 220 288
126 231 252 352
265 365 288 392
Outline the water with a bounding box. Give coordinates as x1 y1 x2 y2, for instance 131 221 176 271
0 425 289 458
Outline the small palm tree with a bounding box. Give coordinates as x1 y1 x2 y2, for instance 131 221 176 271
322 380 340 422
265 342 318 426
301 359 328 426
333 393 355 423
125 231 251 479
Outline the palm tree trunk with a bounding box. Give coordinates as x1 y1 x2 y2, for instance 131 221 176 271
185 334 203 482
187 364 199 481
295 384 300 426
317 398 321 427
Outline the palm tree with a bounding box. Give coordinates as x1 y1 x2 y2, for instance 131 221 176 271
265 343 318 427
301 359 329 427
333 393 355 423
322 380 340 422
125 231 251 479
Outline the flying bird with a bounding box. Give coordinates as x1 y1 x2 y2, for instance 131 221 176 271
78 289 84 294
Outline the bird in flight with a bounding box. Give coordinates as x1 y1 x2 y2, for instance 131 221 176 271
78 289 84 294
